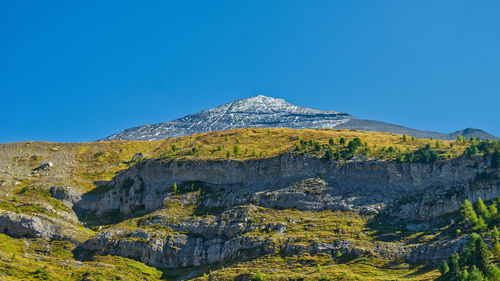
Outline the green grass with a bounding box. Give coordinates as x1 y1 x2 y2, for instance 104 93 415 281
192 253 439 281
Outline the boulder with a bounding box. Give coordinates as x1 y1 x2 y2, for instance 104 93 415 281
50 186 82 207
32 162 53 171
0 211 61 239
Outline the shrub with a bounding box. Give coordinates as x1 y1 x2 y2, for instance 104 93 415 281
252 271 265 281
435 139 442 148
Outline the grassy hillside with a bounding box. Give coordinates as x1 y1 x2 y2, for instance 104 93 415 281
0 128 498 280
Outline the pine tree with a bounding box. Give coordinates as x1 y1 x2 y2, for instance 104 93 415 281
492 149 500 168
329 138 334 146
402 134 407 142
492 241 500 262
468 266 485 281
486 265 500 281
476 216 488 232
476 197 489 219
233 145 240 156
492 226 499 243
314 143 321 151
463 233 481 266
461 199 479 228
324 149 334 160
172 182 178 193
456 269 469 281
489 204 498 219
473 237 490 271
439 260 449 275
448 253 460 274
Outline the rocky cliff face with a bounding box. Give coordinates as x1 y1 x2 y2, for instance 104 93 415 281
76 153 498 222
73 153 499 269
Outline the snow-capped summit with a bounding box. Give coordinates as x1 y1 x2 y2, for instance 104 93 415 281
102 95 497 141
102 95 354 141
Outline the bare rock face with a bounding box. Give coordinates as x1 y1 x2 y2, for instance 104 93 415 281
406 237 468 263
0 211 61 239
76 154 498 222
77 205 277 268
77 204 409 268
50 186 82 208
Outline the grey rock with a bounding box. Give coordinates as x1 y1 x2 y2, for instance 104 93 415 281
78 227 276 268
32 161 53 171
76 154 499 222
50 186 82 207
131 153 145 162
0 211 61 239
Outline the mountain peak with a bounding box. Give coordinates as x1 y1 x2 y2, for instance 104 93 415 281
102 96 353 141
219 95 297 114
101 96 497 141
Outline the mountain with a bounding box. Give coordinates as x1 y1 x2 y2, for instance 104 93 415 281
102 95 497 141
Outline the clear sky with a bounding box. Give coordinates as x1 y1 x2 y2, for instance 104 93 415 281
1 1 499 143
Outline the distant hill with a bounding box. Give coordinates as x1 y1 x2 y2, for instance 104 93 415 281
102 95 497 141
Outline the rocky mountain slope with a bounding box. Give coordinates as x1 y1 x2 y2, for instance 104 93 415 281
102 95 497 141
0 128 498 280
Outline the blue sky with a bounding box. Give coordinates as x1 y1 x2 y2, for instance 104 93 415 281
1 1 499 142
